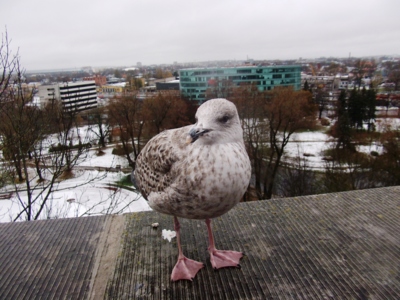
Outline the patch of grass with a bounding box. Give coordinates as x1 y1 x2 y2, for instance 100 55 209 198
116 174 133 186
352 130 381 145
59 170 74 180
97 150 106 156
322 147 369 164
112 145 133 156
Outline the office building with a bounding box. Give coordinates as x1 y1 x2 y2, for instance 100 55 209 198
179 65 301 102
38 81 98 112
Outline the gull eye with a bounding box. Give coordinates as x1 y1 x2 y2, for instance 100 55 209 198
219 115 230 123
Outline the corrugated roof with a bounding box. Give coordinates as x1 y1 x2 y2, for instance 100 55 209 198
0 215 108 299
1 186 399 299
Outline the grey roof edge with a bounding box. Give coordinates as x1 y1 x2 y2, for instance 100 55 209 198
87 214 126 300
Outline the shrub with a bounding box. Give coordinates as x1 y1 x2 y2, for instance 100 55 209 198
320 118 330 126
112 145 133 156
370 151 379 157
116 174 133 186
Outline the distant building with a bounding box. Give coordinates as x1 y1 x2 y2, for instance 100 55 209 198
330 75 349 90
179 65 301 102
100 82 126 94
156 80 180 91
83 75 107 86
38 81 98 112
302 74 336 90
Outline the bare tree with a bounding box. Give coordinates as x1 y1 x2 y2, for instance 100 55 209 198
0 30 146 221
231 83 267 200
371 126 400 186
142 91 190 135
87 106 111 148
232 86 317 200
261 87 317 199
276 148 320 197
388 68 400 91
0 29 18 102
0 45 97 220
108 94 145 168
321 145 373 193
0 79 98 221
314 87 328 119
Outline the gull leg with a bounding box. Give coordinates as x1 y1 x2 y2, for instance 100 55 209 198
171 216 204 281
205 218 243 269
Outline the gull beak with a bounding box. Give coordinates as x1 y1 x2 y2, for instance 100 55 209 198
186 128 210 144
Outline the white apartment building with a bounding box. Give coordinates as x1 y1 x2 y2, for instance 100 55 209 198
38 81 98 112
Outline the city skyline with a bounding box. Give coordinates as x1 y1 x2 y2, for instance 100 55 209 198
1 0 399 71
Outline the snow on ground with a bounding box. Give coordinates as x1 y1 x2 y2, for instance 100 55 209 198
282 117 399 170
79 147 129 168
1 170 151 222
0 144 151 223
283 131 331 170
375 117 400 131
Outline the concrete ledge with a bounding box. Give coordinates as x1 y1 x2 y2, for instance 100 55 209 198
1 186 399 299
106 186 400 299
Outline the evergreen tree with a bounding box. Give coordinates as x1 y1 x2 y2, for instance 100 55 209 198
348 88 364 129
334 90 353 150
347 88 376 131
303 80 310 92
365 89 376 131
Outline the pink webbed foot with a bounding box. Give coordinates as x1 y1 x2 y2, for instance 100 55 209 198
205 219 243 270
171 256 205 281
171 216 204 281
208 248 243 269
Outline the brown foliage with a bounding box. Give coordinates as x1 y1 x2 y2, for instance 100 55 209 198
265 87 316 133
231 85 317 199
107 91 191 168
374 129 400 185
141 91 190 135
107 94 144 168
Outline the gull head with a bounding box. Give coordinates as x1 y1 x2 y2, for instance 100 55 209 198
187 98 243 145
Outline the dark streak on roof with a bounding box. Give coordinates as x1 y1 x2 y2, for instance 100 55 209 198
0 186 399 299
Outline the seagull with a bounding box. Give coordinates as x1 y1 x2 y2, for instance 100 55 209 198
133 98 251 281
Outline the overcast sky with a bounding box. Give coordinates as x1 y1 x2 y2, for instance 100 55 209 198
1 0 399 71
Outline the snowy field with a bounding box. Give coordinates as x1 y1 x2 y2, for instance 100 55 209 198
283 117 400 169
0 127 151 223
1 116 399 222
0 150 151 222
282 131 331 169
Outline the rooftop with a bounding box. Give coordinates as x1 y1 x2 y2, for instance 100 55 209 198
179 65 301 71
0 186 399 299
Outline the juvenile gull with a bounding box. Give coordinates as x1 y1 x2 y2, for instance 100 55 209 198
133 98 251 281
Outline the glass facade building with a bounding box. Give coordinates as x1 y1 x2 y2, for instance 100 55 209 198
179 65 301 102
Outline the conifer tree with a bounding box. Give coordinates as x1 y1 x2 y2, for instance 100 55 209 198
365 89 376 131
334 90 353 150
303 80 310 92
348 88 364 129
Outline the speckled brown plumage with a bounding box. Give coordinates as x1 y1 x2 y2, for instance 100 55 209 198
134 98 251 220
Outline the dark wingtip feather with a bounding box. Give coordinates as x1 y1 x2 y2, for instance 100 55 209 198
131 171 139 190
